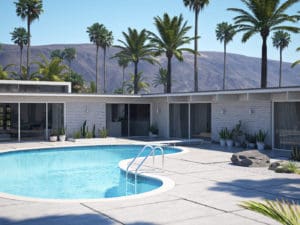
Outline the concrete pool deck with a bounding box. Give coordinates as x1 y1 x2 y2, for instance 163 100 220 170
0 138 299 225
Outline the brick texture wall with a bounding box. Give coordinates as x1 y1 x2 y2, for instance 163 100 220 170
66 102 106 137
212 101 272 145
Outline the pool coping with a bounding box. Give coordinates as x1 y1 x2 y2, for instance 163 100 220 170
0 142 188 203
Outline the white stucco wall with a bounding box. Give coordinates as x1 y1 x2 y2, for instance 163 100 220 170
211 100 272 145
151 99 169 138
66 102 106 137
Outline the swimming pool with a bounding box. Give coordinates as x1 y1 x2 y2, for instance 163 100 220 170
0 145 180 200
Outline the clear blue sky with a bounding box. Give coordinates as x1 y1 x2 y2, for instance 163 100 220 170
1 0 299 62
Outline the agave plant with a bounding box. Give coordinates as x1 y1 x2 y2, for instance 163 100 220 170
240 200 300 225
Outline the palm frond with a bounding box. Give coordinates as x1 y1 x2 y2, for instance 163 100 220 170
240 200 300 225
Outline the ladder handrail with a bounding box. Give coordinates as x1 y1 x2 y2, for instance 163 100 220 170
126 145 165 195
126 145 154 176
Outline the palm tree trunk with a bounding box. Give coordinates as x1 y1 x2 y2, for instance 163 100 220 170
69 61 72 80
122 67 125 94
96 45 99 93
134 61 138 94
103 47 107 94
167 56 172 93
223 42 226 90
261 36 268 88
27 17 31 78
194 10 199 92
20 46 23 75
279 47 282 87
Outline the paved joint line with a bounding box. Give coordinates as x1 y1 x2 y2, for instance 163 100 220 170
102 198 182 211
80 203 125 225
179 197 229 213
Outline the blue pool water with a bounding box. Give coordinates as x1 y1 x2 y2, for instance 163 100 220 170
0 145 180 200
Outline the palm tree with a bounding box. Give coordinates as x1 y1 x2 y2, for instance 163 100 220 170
35 54 68 81
272 31 291 87
62 47 76 70
216 22 235 90
148 13 194 93
291 47 300 68
50 49 64 60
15 0 43 77
183 0 209 92
87 23 106 93
118 58 129 94
12 65 39 80
241 200 300 225
100 28 113 93
152 67 168 93
10 27 28 75
0 64 15 80
113 28 156 94
65 71 84 93
228 0 300 88
126 72 150 94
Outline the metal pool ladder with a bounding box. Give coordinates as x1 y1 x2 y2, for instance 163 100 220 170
125 145 164 195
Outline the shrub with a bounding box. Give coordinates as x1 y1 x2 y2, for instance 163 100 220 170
80 120 88 138
275 162 298 174
256 129 267 142
99 127 108 138
149 125 159 135
219 128 227 139
245 133 256 143
86 131 93 139
92 124 96 138
74 131 81 139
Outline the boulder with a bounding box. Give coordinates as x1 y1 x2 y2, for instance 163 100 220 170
231 150 270 167
269 161 284 171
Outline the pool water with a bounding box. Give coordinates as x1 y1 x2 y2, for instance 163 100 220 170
0 145 180 200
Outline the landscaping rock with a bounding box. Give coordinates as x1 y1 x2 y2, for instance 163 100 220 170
269 161 285 170
231 150 270 167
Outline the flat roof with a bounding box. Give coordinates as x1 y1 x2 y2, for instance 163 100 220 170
0 80 71 86
1 83 300 99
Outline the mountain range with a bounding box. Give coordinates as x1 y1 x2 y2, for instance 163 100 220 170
1 43 300 93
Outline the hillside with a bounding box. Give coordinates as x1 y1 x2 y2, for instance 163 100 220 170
1 44 300 93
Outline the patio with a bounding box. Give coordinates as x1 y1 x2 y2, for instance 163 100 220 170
0 139 299 225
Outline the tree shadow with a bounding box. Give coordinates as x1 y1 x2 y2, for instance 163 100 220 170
209 177 300 202
0 214 160 225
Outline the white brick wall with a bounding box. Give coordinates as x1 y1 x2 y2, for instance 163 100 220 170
66 102 106 137
212 101 272 145
151 100 169 138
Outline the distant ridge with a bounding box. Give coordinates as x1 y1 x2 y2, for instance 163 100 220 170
1 43 300 93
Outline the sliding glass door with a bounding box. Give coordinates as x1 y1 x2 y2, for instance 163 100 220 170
106 104 150 137
0 103 18 142
274 102 300 149
190 103 211 140
169 103 211 139
0 103 64 142
20 103 46 140
169 104 189 138
129 104 150 136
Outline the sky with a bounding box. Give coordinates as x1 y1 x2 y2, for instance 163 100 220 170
0 0 299 62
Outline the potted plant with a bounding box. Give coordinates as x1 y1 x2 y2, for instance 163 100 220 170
149 124 159 137
218 128 227 147
225 128 234 148
58 127 66 141
245 133 256 149
256 129 267 150
49 129 58 142
232 120 243 147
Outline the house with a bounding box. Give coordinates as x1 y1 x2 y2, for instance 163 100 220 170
0 80 299 150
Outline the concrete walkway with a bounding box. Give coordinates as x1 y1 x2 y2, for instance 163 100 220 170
0 139 299 225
